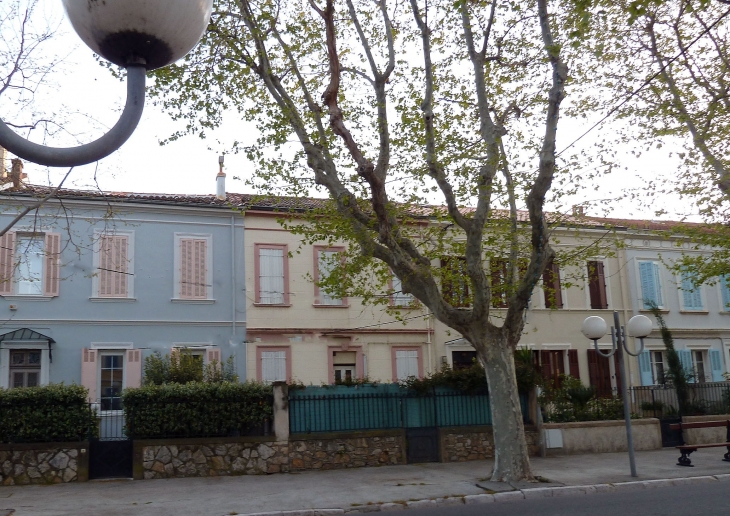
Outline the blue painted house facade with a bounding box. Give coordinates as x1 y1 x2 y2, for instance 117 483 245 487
621 230 730 386
0 186 246 407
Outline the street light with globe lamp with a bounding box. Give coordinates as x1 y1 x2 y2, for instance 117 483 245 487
581 312 652 477
0 0 213 167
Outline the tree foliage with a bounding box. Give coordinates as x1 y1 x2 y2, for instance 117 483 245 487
148 0 620 481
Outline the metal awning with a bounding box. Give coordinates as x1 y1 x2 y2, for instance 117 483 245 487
0 328 55 344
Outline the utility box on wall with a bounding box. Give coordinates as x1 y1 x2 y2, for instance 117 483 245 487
544 428 564 449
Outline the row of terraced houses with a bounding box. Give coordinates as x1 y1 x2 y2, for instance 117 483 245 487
0 158 728 412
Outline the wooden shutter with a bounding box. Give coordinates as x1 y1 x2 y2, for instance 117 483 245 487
0 231 15 295
99 235 128 297
568 349 579 378
81 348 98 402
721 275 730 311
491 258 508 308
206 347 221 365
180 238 208 299
588 261 608 309
261 351 286 383
543 260 563 309
43 233 61 297
681 274 703 310
126 349 143 388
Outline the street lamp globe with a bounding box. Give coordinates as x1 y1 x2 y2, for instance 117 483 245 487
626 315 652 338
62 0 213 71
581 316 607 341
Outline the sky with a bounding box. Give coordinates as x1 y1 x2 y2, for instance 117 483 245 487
0 0 694 222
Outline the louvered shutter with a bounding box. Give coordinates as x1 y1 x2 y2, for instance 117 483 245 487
568 350 579 378
709 349 724 382
721 276 730 311
681 273 703 310
543 261 563 309
678 350 694 383
395 350 419 380
81 348 98 401
99 235 128 297
206 347 221 365
318 250 343 305
259 248 284 304
43 233 61 297
126 349 143 388
0 232 15 295
261 351 286 383
180 238 208 299
639 261 661 309
638 351 653 386
588 261 608 309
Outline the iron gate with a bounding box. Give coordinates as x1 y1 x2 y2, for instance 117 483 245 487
88 407 133 479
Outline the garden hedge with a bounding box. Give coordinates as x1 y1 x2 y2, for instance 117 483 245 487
122 381 273 439
0 384 96 443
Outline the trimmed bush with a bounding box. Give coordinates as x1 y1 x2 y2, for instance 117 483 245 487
122 382 273 439
0 384 96 443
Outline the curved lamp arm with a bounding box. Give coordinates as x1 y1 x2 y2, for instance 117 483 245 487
0 65 146 168
622 337 646 358
593 340 616 358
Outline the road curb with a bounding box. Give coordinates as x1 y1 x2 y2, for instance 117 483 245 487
230 474 730 516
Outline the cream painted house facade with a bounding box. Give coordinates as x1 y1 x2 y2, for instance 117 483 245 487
244 209 432 385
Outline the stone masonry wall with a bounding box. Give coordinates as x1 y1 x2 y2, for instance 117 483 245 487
0 443 88 485
440 426 540 462
136 438 289 480
289 430 405 471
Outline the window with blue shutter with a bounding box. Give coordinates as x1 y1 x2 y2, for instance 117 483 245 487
639 261 663 309
709 349 724 382
721 275 730 312
680 272 703 311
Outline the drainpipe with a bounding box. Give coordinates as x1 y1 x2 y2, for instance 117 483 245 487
231 213 237 338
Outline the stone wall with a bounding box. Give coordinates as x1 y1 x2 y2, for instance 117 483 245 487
134 437 289 480
289 430 405 470
0 442 88 485
439 426 540 462
681 415 730 445
542 419 662 456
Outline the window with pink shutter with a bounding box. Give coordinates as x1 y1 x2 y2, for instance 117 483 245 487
0 232 15 295
180 238 208 299
98 235 129 297
43 233 61 297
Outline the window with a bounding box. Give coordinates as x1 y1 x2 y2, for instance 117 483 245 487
255 244 288 305
0 231 61 297
587 261 608 309
490 258 509 308
95 232 134 298
257 346 290 383
693 350 708 384
538 350 566 389
542 259 563 309
333 351 357 384
452 351 477 370
679 272 704 311
180 238 208 299
9 350 41 388
638 260 663 309
315 247 345 306
99 353 124 411
720 275 730 311
391 274 415 307
392 346 422 381
441 257 469 308
651 351 666 385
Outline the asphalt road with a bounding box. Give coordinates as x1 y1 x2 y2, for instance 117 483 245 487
405 482 730 516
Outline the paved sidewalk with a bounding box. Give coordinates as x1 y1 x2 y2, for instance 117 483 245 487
1 448 729 516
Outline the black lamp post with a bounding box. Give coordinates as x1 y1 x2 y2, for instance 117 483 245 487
0 0 213 167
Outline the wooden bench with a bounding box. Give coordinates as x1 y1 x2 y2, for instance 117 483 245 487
668 420 730 467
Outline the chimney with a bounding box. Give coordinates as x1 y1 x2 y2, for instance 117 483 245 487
572 205 585 217
216 155 226 200
0 146 7 178
10 159 27 188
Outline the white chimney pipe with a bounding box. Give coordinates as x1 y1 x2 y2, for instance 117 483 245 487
216 155 225 200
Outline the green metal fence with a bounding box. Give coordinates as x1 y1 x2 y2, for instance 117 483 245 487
288 385 529 434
